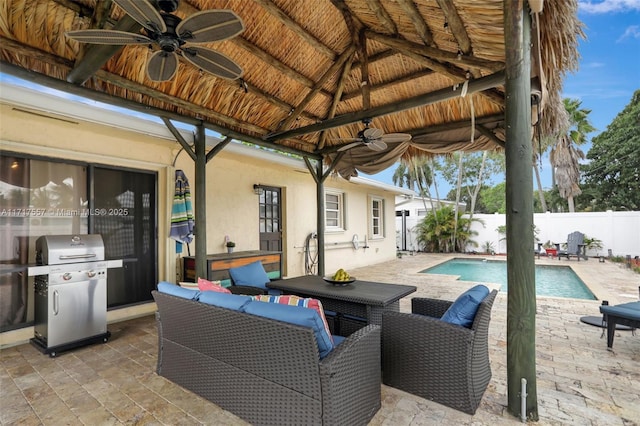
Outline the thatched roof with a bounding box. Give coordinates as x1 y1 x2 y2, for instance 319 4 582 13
0 0 582 177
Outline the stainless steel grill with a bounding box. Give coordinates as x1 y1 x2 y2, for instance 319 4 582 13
28 234 122 357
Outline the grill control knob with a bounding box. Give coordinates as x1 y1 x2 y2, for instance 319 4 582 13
62 273 72 281
87 270 97 278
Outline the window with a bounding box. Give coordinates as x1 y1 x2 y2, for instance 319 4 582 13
370 197 384 238
325 190 345 230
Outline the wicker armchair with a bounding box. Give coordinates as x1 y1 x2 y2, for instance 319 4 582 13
382 290 498 415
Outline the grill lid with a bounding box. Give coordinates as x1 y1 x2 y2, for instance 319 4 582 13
36 234 105 265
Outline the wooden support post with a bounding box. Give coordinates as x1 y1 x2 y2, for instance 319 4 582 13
316 158 326 277
504 1 538 420
194 124 207 281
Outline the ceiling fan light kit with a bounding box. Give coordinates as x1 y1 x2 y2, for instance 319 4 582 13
65 0 245 82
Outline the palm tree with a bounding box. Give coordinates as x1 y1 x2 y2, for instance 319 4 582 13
392 158 439 223
550 98 595 212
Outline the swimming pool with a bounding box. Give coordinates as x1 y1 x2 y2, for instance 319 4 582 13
421 258 596 300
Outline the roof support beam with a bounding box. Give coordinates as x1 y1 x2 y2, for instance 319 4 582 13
410 113 504 137
253 0 336 58
366 31 503 72
341 69 434 101
318 54 354 150
435 0 473 54
278 45 356 130
396 0 434 46
234 37 333 100
265 70 505 142
367 0 397 34
475 124 506 148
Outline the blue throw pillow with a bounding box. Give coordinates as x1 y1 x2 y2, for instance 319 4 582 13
199 291 252 311
229 261 270 289
244 300 335 358
157 281 200 300
440 285 490 328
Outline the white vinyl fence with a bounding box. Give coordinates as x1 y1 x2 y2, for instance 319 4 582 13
396 210 640 258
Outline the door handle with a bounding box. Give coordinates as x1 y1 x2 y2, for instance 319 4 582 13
53 290 59 315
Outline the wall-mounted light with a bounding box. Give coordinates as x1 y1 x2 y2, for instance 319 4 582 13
11 161 19 169
253 184 264 195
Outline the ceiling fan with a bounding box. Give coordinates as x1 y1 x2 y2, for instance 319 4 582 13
65 0 244 82
337 119 411 152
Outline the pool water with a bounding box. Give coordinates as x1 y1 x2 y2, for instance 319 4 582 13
421 258 596 300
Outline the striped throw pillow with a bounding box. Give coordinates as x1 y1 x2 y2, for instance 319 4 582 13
252 294 334 343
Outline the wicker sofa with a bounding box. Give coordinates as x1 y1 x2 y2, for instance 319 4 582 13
382 290 498 415
152 290 381 425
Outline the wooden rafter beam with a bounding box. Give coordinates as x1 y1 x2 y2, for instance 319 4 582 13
330 0 364 46
359 31 371 110
233 37 333 100
253 0 336 59
410 113 504 137
351 49 397 69
396 0 434 46
475 124 506 148
436 0 473 55
367 0 397 34
239 79 321 123
318 57 354 150
366 31 503 72
265 70 506 142
341 68 434 101
388 44 467 82
278 45 356 130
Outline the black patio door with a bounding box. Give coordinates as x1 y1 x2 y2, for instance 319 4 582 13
92 166 157 308
258 186 282 252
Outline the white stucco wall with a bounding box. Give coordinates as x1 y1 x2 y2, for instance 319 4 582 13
0 83 406 345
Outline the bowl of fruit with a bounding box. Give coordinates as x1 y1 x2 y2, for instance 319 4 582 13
323 268 355 286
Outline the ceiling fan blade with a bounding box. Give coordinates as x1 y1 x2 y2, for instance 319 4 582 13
368 140 388 151
65 29 152 45
146 50 179 82
177 10 245 43
113 0 166 33
338 142 363 152
381 133 412 143
181 46 243 80
362 127 383 140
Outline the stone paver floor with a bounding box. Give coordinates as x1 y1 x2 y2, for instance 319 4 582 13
1 253 638 425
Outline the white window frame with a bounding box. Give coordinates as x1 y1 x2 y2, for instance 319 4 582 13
325 190 345 231
369 196 385 239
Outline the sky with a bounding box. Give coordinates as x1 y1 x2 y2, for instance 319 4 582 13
364 0 640 192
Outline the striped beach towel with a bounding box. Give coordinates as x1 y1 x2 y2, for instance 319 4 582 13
170 169 195 244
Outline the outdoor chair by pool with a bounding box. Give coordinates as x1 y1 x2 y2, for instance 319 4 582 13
382 289 497 415
556 231 587 261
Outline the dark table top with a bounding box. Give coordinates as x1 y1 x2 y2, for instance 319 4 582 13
267 275 416 307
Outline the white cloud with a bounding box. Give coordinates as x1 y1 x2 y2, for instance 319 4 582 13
616 25 640 41
579 0 640 13
585 62 606 68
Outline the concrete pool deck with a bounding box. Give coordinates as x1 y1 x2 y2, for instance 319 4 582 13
1 253 638 425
